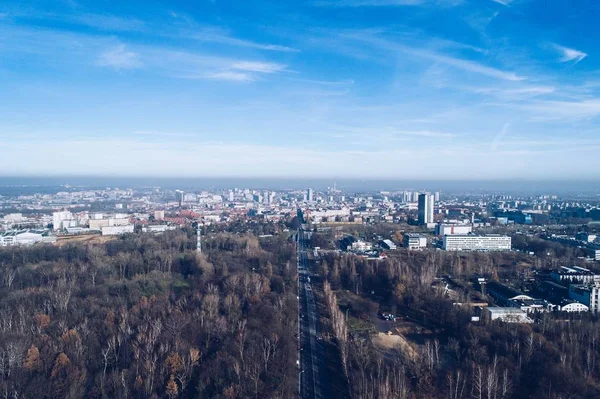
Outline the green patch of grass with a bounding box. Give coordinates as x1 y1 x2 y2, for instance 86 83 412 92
347 315 377 334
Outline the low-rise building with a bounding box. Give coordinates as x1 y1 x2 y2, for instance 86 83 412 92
557 299 589 313
351 241 372 252
443 234 511 251
142 225 177 233
379 239 397 250
0 230 45 246
576 232 597 243
89 217 130 231
486 281 533 306
435 223 473 236
101 225 134 236
486 307 533 323
404 233 427 250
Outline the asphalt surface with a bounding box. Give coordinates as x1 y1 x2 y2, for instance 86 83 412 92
297 229 330 399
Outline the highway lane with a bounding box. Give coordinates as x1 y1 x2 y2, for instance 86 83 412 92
297 228 330 399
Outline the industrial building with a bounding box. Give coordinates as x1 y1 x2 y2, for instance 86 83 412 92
443 234 511 251
550 266 600 284
0 230 48 246
569 283 600 312
556 300 589 312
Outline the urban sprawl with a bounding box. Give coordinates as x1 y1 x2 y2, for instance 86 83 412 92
2 184 600 325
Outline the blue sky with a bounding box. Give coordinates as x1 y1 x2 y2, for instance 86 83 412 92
1 0 599 179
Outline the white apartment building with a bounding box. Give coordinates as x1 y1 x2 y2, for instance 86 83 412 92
443 234 511 251
53 210 73 231
2 213 25 223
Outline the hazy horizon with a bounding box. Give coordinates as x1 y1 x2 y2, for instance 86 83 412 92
1 176 599 196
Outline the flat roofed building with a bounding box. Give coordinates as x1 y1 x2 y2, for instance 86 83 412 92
569 283 600 312
101 225 135 236
443 234 511 251
404 233 427 250
551 266 600 284
486 307 533 323
350 241 372 252
380 239 397 250
435 223 473 236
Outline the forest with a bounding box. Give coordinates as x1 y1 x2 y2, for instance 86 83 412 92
0 228 298 398
315 239 600 399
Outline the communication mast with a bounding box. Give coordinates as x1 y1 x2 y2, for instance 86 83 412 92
196 223 202 254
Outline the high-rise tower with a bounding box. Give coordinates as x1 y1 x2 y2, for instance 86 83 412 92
418 194 434 225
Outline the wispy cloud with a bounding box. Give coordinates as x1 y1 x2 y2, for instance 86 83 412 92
421 49 524 81
474 85 555 98
491 0 513 6
2 23 287 82
315 0 462 7
527 99 600 120
552 44 588 64
72 13 146 32
232 61 287 73
288 78 355 86
190 28 299 52
205 71 255 82
8 10 146 32
97 44 142 70
340 32 525 81
491 122 510 151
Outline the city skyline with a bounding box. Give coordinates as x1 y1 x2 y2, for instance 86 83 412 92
1 0 599 178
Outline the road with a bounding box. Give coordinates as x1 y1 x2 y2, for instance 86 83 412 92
297 228 329 399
